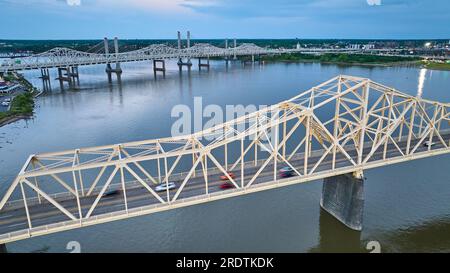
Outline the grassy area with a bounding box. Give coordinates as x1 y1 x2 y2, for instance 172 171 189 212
421 61 450 71
260 53 420 65
2 73 15 82
9 92 34 114
0 92 35 123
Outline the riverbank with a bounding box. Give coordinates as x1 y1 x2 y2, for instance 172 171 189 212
421 60 450 71
0 73 36 127
259 53 423 68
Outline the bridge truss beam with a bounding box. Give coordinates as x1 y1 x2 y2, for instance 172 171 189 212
0 75 449 243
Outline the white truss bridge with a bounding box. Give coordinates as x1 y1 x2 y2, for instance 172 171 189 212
0 75 449 244
0 42 364 72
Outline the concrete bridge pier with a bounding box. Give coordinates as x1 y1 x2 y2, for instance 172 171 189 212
40 68 51 92
242 55 257 66
113 37 122 74
105 64 122 81
57 66 79 89
224 38 230 66
176 31 192 73
104 37 122 82
177 58 192 72
153 59 166 78
0 243 7 253
320 171 365 231
40 68 50 80
198 57 210 71
233 38 237 60
69 66 80 86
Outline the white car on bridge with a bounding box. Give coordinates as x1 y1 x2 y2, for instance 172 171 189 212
155 182 176 192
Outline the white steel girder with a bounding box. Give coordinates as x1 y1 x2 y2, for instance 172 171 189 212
0 75 449 243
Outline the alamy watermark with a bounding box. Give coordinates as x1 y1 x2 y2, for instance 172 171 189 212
171 97 278 147
366 241 381 253
66 241 81 253
367 0 382 6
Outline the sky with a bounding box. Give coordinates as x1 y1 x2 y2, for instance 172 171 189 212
0 0 449 39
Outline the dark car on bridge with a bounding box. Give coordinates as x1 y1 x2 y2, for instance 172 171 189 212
279 167 295 178
220 182 234 190
102 189 120 197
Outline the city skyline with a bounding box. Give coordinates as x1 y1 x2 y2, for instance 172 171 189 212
0 0 449 39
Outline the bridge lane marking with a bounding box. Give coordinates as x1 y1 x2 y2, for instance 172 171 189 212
7 222 26 228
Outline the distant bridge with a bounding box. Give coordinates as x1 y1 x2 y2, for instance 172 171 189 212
0 32 370 90
0 42 358 72
0 75 449 247
2 31 446 75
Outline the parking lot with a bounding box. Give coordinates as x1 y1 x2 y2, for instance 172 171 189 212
0 86 27 112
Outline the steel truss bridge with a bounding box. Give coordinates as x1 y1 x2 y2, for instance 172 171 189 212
0 42 362 72
0 75 449 244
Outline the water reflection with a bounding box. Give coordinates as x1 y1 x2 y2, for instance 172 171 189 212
309 209 364 253
373 217 450 253
417 68 427 98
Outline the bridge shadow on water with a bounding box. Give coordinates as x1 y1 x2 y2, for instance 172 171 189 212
309 209 450 253
308 209 364 253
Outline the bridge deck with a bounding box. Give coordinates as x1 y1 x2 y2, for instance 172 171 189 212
2 42 442 73
0 133 449 244
0 75 449 244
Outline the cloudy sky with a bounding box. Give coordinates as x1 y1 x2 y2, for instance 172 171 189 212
0 0 448 39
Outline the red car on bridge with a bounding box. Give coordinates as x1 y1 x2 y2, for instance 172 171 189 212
220 172 236 181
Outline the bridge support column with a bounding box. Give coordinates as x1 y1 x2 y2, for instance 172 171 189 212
104 37 122 82
70 66 80 86
176 31 192 73
153 59 166 78
40 68 51 92
0 243 7 253
57 66 79 89
178 59 192 72
233 38 237 60
113 37 122 75
198 57 210 71
105 64 122 80
320 171 364 231
106 64 122 81
224 39 230 66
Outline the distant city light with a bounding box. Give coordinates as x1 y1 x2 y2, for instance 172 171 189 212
425 42 432 48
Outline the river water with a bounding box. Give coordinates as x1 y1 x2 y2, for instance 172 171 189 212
1 60 450 253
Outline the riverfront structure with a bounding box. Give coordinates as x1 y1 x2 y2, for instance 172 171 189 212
2 32 446 91
0 75 449 252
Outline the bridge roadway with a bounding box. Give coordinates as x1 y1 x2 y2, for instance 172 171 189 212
1 44 446 73
0 47 355 72
0 132 448 240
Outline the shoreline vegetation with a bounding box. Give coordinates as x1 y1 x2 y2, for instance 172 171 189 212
0 73 36 127
421 60 450 71
257 53 450 71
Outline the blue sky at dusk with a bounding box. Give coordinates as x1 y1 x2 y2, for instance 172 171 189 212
0 0 448 39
